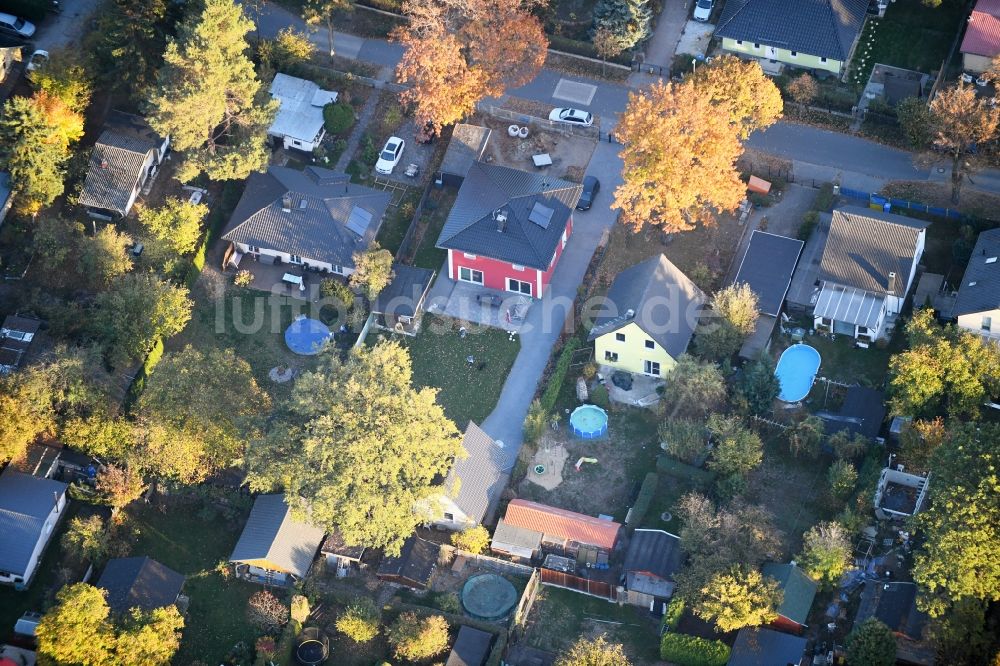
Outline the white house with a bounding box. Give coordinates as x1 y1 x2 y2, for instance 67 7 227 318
813 207 928 341
268 73 338 152
426 422 508 531
0 469 68 588
951 228 1000 341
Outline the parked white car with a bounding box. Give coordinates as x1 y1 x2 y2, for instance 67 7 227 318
0 13 35 38
375 136 405 175
26 50 48 72
548 107 594 127
693 0 714 21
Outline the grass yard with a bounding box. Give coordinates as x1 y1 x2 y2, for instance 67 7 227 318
848 0 966 85
774 333 892 389
411 187 457 270
375 188 421 256
522 586 661 664
376 314 521 426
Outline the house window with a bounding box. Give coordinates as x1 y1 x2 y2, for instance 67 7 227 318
645 340 655 350
463 252 477 259
820 57 828 63
615 332 626 342
443 512 454 521
289 255 302 264
644 360 661 376
983 316 993 331
331 265 343 274
605 351 619 362
507 278 532 295
459 267 484 284
753 43 760 49
248 245 260 254
512 264 524 271
790 51 797 57
736 40 743 45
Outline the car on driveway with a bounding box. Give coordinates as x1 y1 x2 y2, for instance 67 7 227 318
577 176 600 211
0 13 35 38
26 50 48 72
375 136 405 175
693 0 713 20
548 107 593 127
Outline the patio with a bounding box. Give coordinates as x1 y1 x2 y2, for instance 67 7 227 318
597 365 664 407
425 277 534 333
225 254 328 302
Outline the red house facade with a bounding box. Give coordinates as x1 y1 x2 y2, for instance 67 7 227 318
437 163 583 298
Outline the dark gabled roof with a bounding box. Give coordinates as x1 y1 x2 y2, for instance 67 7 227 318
0 469 68 576
320 531 365 561
623 529 682 581
728 628 808 666
733 231 804 316
372 264 435 318
229 494 325 578
436 163 582 270
441 124 492 178
446 625 494 666
222 166 391 269
78 133 154 215
952 228 1000 316
443 422 509 524
588 254 706 358
97 556 185 615
1 315 40 335
854 581 928 640
376 536 438 587
715 0 867 61
762 562 818 626
818 206 928 297
104 111 165 152
817 386 886 440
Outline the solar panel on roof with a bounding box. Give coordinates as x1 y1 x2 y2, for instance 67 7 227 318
528 201 554 229
346 206 373 236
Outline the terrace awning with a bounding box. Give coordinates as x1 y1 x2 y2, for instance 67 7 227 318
814 284 885 330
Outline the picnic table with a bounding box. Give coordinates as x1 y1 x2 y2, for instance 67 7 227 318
282 273 306 291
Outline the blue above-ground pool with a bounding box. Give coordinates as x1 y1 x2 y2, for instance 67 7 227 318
284 317 332 355
570 404 608 438
775 343 822 402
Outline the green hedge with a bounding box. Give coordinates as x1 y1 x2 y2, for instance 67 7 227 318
663 597 685 631
548 34 633 65
629 472 658 527
660 633 730 666
127 337 164 404
656 456 715 486
0 0 47 21
540 337 581 412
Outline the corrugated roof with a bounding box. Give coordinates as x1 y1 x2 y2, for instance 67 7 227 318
503 500 620 550
97 556 185 615
443 422 508 525
229 494 324 578
819 206 927 296
762 562 817 626
0 469 67 576
376 535 438 587
436 163 582 270
952 228 1000 316
728 628 807 666
78 130 154 215
269 73 338 143
441 124 492 179
588 254 706 358
814 283 885 329
715 0 867 61
491 518 543 552
222 166 390 269
962 0 1000 57
733 231 804 316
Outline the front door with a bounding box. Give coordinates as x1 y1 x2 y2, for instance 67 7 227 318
764 45 778 60
507 277 532 296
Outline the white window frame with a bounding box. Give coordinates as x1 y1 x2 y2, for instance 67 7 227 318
507 277 532 295
736 40 743 45
644 360 661 376
459 267 484 285
983 316 993 331
605 350 619 362
615 332 626 342
820 57 828 63
512 264 524 271
289 255 303 264
645 340 655 350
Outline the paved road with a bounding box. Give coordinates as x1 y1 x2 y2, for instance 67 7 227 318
32 0 102 51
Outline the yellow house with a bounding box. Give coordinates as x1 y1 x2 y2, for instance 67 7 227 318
588 254 706 378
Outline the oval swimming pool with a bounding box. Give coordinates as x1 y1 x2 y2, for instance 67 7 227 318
774 343 821 403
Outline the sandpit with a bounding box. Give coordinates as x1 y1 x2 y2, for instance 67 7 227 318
527 444 568 490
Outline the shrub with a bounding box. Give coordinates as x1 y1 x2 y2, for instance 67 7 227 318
628 472 658 527
360 134 379 166
323 102 355 135
540 337 581 412
234 269 253 287
451 525 490 554
523 399 548 444
336 600 380 643
659 418 707 464
590 383 610 409
660 633 730 666
813 182 835 211
656 456 715 485
387 612 449 661
582 362 598 380
61 515 108 565
247 590 289 633
290 595 310 624
663 597 685 630
798 211 819 241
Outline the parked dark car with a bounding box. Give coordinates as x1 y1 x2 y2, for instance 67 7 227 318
577 176 600 210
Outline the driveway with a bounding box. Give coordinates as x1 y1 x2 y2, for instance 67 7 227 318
31 0 102 51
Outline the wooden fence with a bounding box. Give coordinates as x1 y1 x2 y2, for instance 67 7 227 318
539 568 619 601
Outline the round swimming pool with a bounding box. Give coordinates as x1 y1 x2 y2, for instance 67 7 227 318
461 574 518 621
284 317 332 355
774 343 821 403
570 404 608 438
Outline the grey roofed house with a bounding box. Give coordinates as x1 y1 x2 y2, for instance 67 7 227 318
376 535 439 589
588 254 706 359
268 73 338 150
818 206 928 297
733 231 804 317
440 124 492 184
440 422 509 526
78 111 167 218
952 228 1000 317
436 162 582 270
221 166 391 270
715 0 868 62
446 625 494 666
0 469 68 580
623 529 683 599
230 494 325 580
727 627 807 666
97 556 185 615
373 264 436 320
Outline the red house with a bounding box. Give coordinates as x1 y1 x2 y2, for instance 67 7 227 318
436 163 583 298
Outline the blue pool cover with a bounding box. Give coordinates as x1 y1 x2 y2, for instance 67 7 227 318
775 343 821 402
570 404 608 438
284 317 332 355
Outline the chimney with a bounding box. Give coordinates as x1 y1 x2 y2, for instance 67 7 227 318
887 271 896 293
281 195 292 212
495 210 507 232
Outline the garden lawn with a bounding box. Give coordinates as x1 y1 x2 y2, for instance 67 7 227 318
411 187 457 270
384 315 521 426
376 188 421 256
787 334 893 388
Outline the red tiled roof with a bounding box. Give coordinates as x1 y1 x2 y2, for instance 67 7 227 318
503 499 620 550
962 0 1000 57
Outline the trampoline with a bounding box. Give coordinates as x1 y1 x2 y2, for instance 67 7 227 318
461 574 518 621
569 404 608 439
295 627 329 665
775 343 822 402
284 317 332 355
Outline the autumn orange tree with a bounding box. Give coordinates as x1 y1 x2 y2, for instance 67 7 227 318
689 55 783 140
393 0 548 131
613 81 746 233
926 83 1000 204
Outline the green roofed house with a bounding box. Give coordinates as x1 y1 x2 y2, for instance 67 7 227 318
714 0 868 76
762 562 818 634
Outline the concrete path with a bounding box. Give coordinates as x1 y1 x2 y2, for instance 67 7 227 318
33 0 103 51
333 76 386 172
